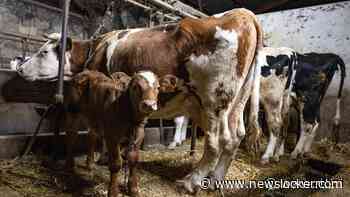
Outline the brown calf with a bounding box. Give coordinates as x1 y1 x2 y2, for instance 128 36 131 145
65 70 177 197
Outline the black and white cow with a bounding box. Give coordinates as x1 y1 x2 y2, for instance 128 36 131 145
247 47 297 164
289 52 346 159
251 47 346 163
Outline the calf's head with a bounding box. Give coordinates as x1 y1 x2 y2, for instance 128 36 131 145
128 71 180 115
129 71 159 115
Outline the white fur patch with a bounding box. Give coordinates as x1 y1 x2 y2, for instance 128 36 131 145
189 54 209 66
138 71 157 88
106 29 142 72
214 27 238 49
335 98 341 120
106 40 118 72
213 11 230 18
262 132 277 160
186 26 239 108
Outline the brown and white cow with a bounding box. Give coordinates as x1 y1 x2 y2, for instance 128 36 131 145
17 8 263 193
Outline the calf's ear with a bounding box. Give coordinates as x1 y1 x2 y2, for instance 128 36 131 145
159 75 178 93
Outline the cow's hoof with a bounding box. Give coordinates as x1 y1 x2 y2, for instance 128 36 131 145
85 162 96 171
168 142 178 150
272 156 280 163
108 187 119 197
290 152 299 160
128 179 140 197
260 158 270 165
128 188 140 197
206 173 219 191
64 163 76 174
97 155 109 166
176 177 197 194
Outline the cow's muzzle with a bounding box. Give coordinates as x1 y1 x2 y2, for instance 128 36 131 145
140 100 158 113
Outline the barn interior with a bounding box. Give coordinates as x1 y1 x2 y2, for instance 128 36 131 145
0 0 349 197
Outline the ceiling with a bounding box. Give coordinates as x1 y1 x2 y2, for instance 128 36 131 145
181 0 347 15
36 0 347 16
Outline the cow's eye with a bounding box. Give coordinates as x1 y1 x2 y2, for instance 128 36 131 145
41 50 48 55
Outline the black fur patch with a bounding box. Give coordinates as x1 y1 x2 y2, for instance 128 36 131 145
261 55 291 77
293 53 340 123
118 30 129 39
158 91 182 107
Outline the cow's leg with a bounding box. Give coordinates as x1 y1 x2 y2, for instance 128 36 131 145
63 112 80 171
291 105 307 159
190 124 198 156
97 138 109 165
246 62 262 155
106 138 122 197
65 129 78 171
302 122 319 155
209 105 245 184
274 140 285 160
180 116 189 143
210 59 257 184
177 112 219 193
274 92 291 162
86 128 98 170
261 107 282 164
169 116 184 149
128 126 145 197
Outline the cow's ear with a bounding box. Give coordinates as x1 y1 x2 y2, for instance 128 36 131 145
104 89 116 110
159 74 178 93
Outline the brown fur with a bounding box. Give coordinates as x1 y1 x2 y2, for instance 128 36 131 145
65 70 180 197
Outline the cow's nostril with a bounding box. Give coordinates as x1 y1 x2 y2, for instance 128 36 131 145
140 100 157 112
17 67 24 74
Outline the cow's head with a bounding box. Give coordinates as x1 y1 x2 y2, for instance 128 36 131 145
10 56 30 71
17 33 73 81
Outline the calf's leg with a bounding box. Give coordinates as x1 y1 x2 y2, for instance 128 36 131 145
106 138 122 197
261 108 282 164
86 127 98 170
127 126 145 197
65 130 78 170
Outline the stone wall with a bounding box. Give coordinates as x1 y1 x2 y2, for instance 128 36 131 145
0 0 88 69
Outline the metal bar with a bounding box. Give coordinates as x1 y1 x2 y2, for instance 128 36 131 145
0 31 46 43
159 119 164 144
55 0 71 104
190 124 197 156
20 0 84 20
168 0 208 18
124 0 179 21
0 35 43 46
147 0 198 18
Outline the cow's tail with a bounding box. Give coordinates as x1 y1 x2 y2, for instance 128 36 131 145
246 13 263 155
333 55 346 142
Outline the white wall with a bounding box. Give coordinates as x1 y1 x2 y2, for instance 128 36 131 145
257 1 350 140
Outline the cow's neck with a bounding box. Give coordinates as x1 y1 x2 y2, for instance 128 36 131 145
174 18 216 60
68 40 96 75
